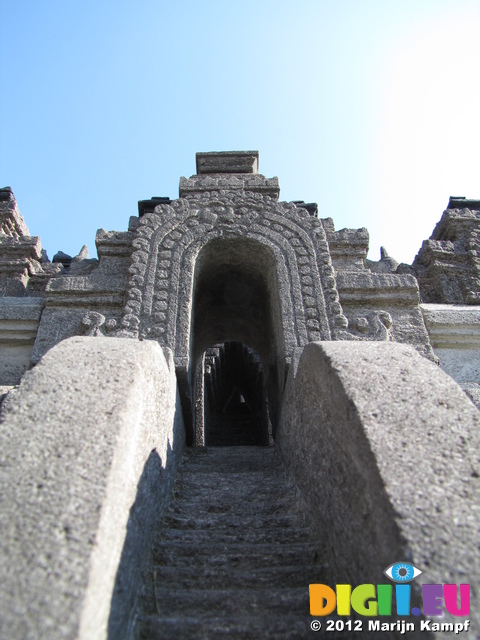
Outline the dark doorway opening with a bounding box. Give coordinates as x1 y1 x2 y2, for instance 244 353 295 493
189 237 285 447
203 342 271 446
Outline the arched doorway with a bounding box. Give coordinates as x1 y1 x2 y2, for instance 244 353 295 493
190 237 284 445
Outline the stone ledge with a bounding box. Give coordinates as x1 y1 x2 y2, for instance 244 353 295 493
179 174 280 199
336 271 419 304
0 296 44 320
421 304 480 348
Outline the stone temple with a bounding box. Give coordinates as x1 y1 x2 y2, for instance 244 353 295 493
0 151 479 639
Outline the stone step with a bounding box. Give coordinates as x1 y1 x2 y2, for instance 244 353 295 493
137 446 323 638
176 471 286 489
180 448 284 472
170 486 295 510
171 483 295 506
148 586 310 617
152 540 318 568
173 470 293 486
165 493 298 515
136 614 315 640
172 468 291 482
150 563 325 590
157 525 312 546
183 445 276 458
161 512 304 531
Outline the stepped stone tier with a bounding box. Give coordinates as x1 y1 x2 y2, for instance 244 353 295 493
0 152 479 639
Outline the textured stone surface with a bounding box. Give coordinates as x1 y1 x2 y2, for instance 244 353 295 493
0 337 185 640
278 341 480 634
461 382 480 409
335 270 436 359
324 215 435 359
120 193 344 349
323 219 369 271
1 158 439 434
0 234 44 295
179 173 281 198
0 296 44 384
413 199 480 304
135 447 323 640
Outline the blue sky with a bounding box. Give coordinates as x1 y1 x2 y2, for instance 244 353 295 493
1 0 479 264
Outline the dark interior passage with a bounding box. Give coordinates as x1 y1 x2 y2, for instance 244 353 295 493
188 238 286 445
203 342 271 446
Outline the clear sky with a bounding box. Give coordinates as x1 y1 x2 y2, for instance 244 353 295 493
1 0 479 264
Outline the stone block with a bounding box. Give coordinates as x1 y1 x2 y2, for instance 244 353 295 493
0 337 185 640
278 341 480 632
196 151 259 174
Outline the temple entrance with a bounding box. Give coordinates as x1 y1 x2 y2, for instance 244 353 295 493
203 342 271 446
189 237 285 446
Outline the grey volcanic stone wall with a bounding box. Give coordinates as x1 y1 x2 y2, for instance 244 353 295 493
0 337 184 640
120 192 347 442
278 341 480 633
31 229 133 364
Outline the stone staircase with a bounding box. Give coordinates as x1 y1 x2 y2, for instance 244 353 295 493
134 446 325 639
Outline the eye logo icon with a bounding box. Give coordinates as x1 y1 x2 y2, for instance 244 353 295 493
384 562 422 583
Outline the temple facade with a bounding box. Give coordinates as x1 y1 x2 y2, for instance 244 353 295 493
0 153 479 639
2 152 480 412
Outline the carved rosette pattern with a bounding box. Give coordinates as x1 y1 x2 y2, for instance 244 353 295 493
119 192 348 359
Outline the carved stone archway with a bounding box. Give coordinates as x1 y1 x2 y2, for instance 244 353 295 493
118 191 347 441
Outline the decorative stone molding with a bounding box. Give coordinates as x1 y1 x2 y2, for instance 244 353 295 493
334 261 435 359
179 175 280 199
119 193 348 363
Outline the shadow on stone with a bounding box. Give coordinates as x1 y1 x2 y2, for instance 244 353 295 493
107 440 180 640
